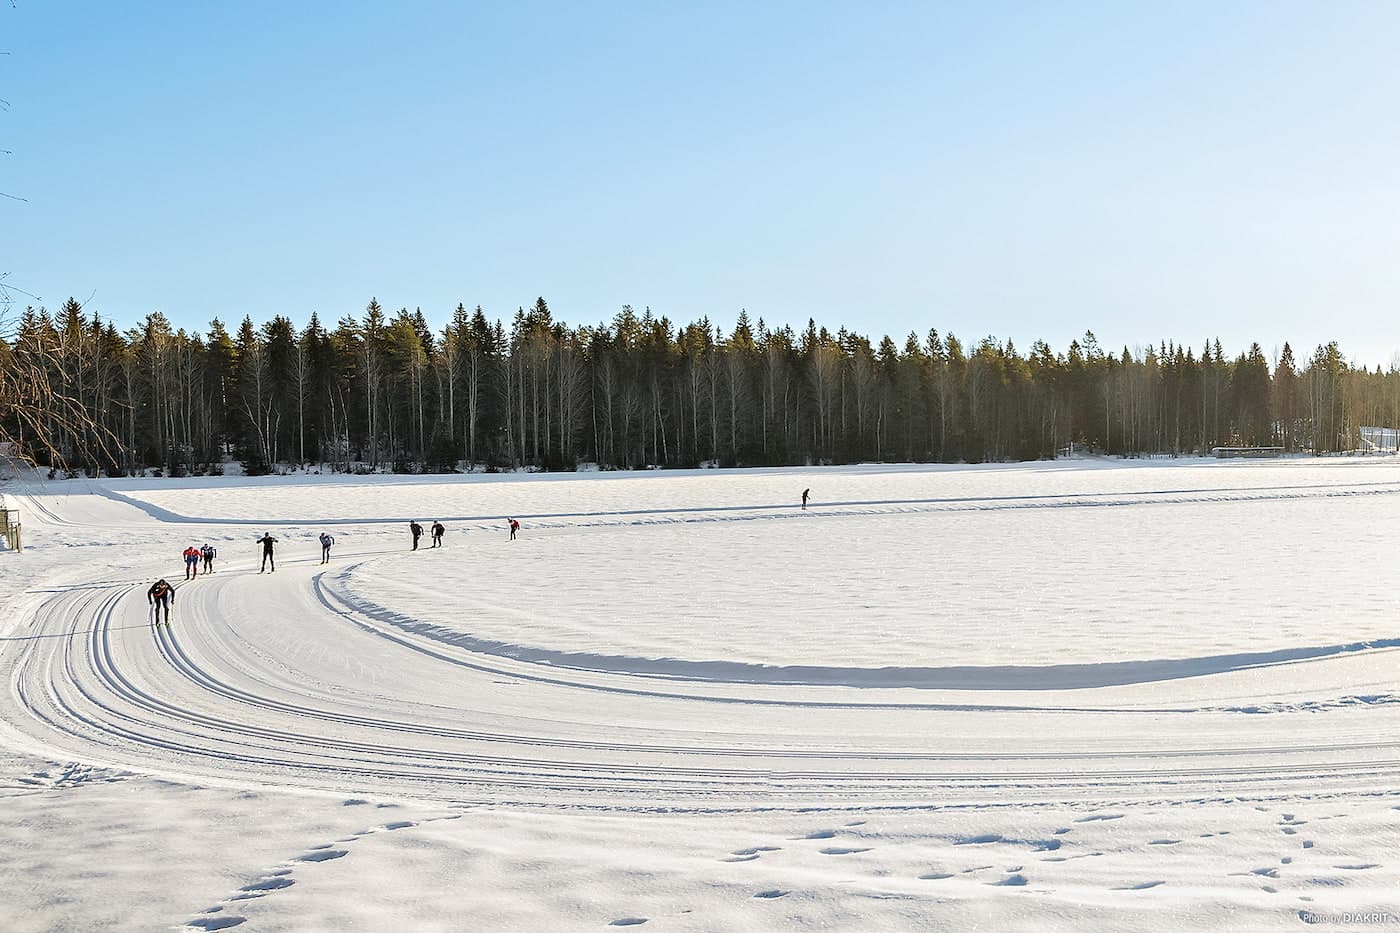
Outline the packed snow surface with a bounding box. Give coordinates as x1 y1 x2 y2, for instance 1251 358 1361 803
3 458 1400 931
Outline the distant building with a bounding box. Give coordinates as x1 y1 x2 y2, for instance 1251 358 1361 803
1360 426 1400 452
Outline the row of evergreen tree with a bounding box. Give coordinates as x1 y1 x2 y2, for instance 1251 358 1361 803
1 296 1389 475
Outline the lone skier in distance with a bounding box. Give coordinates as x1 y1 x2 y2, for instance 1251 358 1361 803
801 488 810 510
256 532 278 573
508 517 520 541
431 521 445 548
410 521 424 551
319 531 335 565
147 578 175 626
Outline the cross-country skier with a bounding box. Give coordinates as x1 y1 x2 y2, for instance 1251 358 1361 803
319 531 334 565
182 545 201 580
508 518 520 541
147 578 175 625
410 521 423 551
801 488 810 510
257 532 278 573
201 543 217 574
431 521 445 548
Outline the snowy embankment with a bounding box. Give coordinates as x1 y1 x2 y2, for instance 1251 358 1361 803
2 459 1400 931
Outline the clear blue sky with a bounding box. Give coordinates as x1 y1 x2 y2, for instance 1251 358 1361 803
6 2 1400 364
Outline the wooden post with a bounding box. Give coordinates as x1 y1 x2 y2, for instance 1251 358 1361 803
1 508 20 552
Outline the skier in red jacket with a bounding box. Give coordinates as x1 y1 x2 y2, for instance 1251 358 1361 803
182 545 201 580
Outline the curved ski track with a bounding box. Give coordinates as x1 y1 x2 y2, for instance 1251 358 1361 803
7 485 1400 809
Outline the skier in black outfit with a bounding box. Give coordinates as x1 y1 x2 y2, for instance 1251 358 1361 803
410 521 423 551
201 543 217 574
801 488 810 510
147 578 175 625
431 521 445 548
319 531 334 565
257 532 278 573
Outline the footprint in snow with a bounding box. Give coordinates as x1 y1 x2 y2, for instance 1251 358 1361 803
241 877 294 892
753 890 789 899
608 919 648 927
1042 851 1101 863
800 829 837 839
383 821 415 830
988 874 1028 886
24 765 126 789
230 877 295 900
1074 813 1125 823
295 849 347 863
954 834 1004 846
185 918 246 931
918 872 954 881
1114 880 1165 890
731 846 781 856
722 854 759 863
819 847 870 856
1335 864 1379 870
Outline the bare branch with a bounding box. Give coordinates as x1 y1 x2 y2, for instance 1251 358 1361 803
0 275 42 304
0 325 124 471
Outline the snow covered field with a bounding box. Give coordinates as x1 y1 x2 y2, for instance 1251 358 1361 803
4 458 1400 930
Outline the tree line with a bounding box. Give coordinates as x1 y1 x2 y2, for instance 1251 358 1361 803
1 296 1393 475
